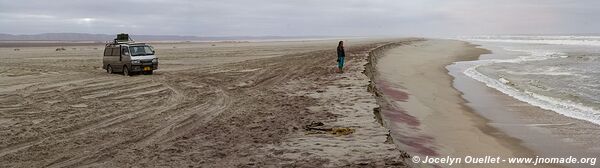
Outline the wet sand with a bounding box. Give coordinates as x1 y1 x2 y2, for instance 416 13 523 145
448 43 600 168
372 39 544 167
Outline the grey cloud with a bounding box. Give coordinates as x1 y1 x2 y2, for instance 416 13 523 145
0 0 599 36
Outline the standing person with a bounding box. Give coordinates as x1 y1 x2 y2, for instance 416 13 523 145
337 41 346 73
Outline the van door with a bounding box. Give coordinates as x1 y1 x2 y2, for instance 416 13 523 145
111 46 122 71
104 46 119 71
121 46 130 70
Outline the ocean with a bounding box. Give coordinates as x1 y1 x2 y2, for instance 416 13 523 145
459 35 600 126
376 39 600 167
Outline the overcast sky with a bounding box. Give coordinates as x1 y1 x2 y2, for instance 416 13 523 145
1 0 599 37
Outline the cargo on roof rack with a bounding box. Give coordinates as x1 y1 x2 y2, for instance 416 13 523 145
116 33 130 42
107 33 136 45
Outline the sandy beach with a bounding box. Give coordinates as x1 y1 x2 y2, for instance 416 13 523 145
371 39 554 167
0 39 418 167
2 38 598 167
367 39 600 168
3 0 599 167
448 39 600 168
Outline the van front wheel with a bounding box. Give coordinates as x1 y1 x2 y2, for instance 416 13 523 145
123 66 131 76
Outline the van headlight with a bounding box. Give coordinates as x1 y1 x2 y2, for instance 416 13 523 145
152 58 158 63
131 60 140 64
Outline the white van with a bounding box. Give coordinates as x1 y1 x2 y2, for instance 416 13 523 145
102 42 158 76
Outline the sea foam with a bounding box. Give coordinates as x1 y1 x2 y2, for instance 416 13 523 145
461 39 600 125
465 65 600 125
464 35 600 46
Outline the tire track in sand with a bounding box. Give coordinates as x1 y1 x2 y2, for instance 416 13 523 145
0 76 182 159
45 76 232 168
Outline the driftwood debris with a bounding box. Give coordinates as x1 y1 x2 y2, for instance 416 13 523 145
303 121 355 136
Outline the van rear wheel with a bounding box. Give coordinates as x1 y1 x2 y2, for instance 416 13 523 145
123 66 131 76
107 65 113 74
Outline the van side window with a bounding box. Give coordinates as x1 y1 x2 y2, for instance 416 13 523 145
111 46 121 56
121 47 129 56
104 47 111 56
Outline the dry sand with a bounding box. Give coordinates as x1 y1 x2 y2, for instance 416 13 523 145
0 39 414 167
372 39 551 167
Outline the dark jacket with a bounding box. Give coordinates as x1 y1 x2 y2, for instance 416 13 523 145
337 46 345 57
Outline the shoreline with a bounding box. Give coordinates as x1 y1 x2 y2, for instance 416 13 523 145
367 39 543 167
450 41 600 167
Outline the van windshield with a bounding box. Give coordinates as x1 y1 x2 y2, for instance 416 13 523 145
130 46 154 56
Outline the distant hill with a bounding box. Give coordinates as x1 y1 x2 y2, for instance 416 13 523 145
0 33 331 42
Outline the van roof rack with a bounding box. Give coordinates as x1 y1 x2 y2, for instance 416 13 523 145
106 33 138 45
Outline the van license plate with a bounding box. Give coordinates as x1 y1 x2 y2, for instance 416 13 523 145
143 67 151 71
